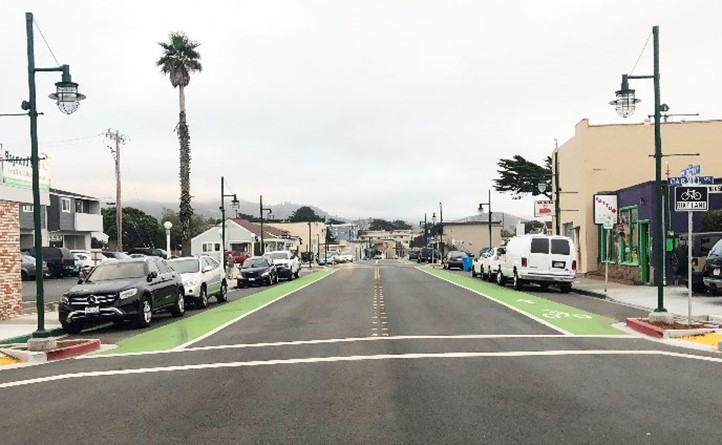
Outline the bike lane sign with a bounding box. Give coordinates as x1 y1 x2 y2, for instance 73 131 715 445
674 186 708 211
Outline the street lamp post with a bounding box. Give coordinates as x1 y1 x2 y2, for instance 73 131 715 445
163 221 173 256
439 202 444 260
219 176 238 261
478 190 493 250
259 195 272 255
23 12 86 345
609 25 668 315
307 221 312 268
431 212 437 264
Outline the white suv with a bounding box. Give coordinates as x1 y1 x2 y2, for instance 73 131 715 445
496 235 576 293
264 251 301 281
472 246 506 281
168 255 228 308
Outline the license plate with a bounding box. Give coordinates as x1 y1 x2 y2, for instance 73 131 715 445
85 306 100 315
714 269 721 276
552 261 565 269
248 278 255 281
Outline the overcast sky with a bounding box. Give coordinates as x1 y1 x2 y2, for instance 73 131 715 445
1 1 720 221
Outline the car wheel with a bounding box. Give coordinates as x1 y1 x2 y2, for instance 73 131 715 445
61 320 83 334
21 270 28 281
197 286 209 309
513 272 524 291
294 270 300 279
170 289 185 317
539 283 550 290
217 281 228 302
135 297 152 328
559 283 572 294
471 268 477 278
496 269 505 286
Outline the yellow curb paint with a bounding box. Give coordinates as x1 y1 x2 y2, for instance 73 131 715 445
680 332 722 347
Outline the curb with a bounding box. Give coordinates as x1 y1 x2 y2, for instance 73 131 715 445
0 327 65 346
572 287 607 299
0 339 100 363
626 318 665 338
663 328 720 339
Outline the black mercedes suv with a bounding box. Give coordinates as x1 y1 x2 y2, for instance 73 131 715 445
59 257 185 333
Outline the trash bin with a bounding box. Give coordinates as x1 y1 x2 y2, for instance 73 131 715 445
462 257 473 271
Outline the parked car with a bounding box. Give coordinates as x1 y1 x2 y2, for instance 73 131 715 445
671 232 722 292
238 256 278 287
417 248 438 263
73 252 95 277
443 251 468 270
168 255 228 307
335 252 354 263
232 251 251 266
264 250 301 280
496 235 576 292
373 253 386 260
20 254 49 281
59 257 185 333
473 246 506 281
702 238 722 295
127 247 168 259
408 250 420 260
102 251 130 260
317 252 335 265
22 247 76 278
471 248 492 278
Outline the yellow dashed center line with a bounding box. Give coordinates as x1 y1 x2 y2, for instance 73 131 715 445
371 266 389 337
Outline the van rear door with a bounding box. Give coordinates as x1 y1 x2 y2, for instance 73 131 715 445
548 238 574 276
528 238 550 270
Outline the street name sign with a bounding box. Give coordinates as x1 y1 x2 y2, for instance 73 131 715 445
674 186 709 212
668 176 714 186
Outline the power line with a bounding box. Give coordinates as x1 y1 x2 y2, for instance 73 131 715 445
32 18 61 67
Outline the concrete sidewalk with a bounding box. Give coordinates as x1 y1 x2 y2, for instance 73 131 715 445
0 311 62 344
573 276 722 319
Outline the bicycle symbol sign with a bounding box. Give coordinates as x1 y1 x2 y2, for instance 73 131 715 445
541 309 593 320
674 186 708 212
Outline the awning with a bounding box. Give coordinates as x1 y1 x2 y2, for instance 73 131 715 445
91 232 109 243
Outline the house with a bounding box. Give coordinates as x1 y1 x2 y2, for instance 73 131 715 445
554 118 722 277
42 188 104 250
327 223 358 242
268 221 325 256
191 219 299 263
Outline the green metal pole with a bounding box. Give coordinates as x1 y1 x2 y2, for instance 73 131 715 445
259 195 264 255
488 190 492 249
439 202 444 259
26 13 49 338
424 213 427 250
652 25 666 312
554 150 561 236
307 221 311 268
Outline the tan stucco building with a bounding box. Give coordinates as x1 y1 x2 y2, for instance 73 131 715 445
554 118 722 275
442 221 502 256
270 222 326 255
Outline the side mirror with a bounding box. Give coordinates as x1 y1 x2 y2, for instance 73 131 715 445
203 265 213 273
77 278 84 285
147 271 158 282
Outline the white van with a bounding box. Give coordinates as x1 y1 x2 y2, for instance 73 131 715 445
496 235 576 292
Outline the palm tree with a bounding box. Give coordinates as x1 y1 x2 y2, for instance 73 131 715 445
156 31 202 255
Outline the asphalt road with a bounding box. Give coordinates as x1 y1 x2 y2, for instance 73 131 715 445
2 260 721 445
21 275 77 303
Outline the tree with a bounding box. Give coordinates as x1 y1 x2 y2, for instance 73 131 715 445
326 229 338 244
157 31 203 256
523 220 547 234
701 210 722 232
494 155 552 199
369 219 395 231
102 207 164 250
392 219 412 230
327 218 346 225
160 208 212 252
289 206 323 222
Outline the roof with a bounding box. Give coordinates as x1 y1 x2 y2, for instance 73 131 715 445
50 188 99 200
444 220 502 226
231 219 292 239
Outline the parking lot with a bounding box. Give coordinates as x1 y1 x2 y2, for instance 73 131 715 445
21 276 78 304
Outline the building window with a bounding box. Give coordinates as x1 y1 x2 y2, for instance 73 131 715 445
61 198 71 213
599 227 617 264
618 206 639 265
22 205 33 212
75 200 83 213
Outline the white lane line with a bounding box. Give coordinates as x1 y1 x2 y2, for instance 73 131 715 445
78 334 635 359
173 269 338 350
417 268 574 336
6 350 720 389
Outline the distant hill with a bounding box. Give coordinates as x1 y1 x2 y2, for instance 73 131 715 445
453 212 526 231
122 198 347 222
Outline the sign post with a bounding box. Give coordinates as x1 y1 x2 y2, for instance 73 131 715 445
673 185 709 325
602 216 614 295
594 195 618 296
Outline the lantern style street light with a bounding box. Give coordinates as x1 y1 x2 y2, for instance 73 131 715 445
477 190 493 250
259 195 273 254
609 25 669 315
163 221 173 256
22 12 86 348
219 176 238 261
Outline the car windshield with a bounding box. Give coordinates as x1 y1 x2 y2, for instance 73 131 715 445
168 258 199 273
265 252 289 260
243 259 268 268
86 262 146 282
21 254 35 263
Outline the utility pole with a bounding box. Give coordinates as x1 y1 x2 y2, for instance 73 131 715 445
439 202 444 260
259 195 272 255
104 129 129 251
554 139 561 236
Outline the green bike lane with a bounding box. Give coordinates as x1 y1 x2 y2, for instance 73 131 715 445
420 267 624 336
93 269 335 355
